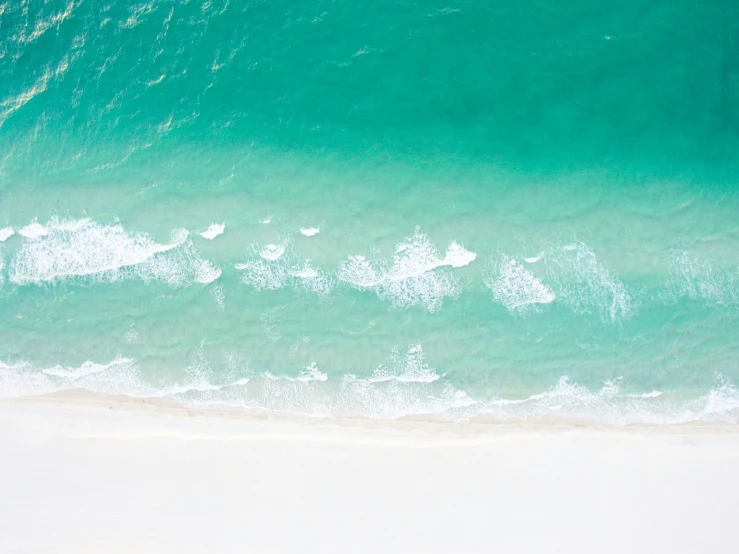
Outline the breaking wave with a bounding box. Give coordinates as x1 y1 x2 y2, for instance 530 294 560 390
544 242 634 321
368 344 442 383
199 223 225 240
663 249 739 307
338 228 476 312
485 254 555 313
2 343 738 425
9 218 220 286
486 243 634 321
236 239 334 296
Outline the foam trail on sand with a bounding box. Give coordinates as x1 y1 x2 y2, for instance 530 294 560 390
338 228 476 312
9 218 220 287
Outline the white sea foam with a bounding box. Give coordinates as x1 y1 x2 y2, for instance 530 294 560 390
599 377 622 397
236 344 464 418
125 326 139 343
17 221 49 240
485 254 555 313
193 260 222 284
698 373 739 419
300 227 320 237
442 241 477 267
1 356 738 425
199 223 225 240
10 218 220 287
468 375 739 425
0 227 14 241
290 260 335 296
298 363 328 382
42 359 126 380
209 282 225 307
236 241 334 296
338 229 475 312
368 344 442 383
486 243 633 321
260 243 286 261
18 218 93 240
259 217 272 224
263 370 326 383
0 357 150 398
664 249 739 306
236 255 289 291
635 390 662 399
545 242 634 322
236 241 293 291
338 255 382 287
290 264 318 279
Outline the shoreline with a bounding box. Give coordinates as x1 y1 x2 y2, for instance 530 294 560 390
5 389 739 435
2 392 739 553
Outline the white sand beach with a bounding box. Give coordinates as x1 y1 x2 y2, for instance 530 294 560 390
1 396 738 554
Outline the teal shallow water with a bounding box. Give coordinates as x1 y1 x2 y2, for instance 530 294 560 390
1 0 739 423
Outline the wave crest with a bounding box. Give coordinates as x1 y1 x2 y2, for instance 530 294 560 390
0 227 14 242
486 243 634 321
236 240 334 296
2 355 738 425
546 242 634 322
486 254 555 312
338 229 475 312
9 218 220 287
664 249 739 306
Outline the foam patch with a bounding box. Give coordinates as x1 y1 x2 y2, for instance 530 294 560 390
10 218 220 287
338 229 476 312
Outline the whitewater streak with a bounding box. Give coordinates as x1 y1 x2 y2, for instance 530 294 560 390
1 347 738 425
235 239 335 296
338 228 477 312
2 219 737 321
8 218 221 286
485 243 635 321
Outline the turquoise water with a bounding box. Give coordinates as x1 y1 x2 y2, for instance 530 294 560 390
1 0 739 424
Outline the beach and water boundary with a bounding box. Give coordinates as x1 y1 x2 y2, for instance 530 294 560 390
2 393 738 554
2 0 739 550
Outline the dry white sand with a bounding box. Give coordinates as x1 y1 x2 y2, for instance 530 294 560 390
1 395 738 554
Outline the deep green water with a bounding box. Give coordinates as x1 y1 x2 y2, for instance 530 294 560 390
1 0 739 423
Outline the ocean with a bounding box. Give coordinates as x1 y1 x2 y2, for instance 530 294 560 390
1 0 739 424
